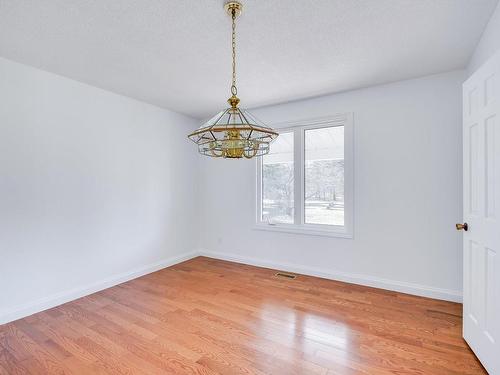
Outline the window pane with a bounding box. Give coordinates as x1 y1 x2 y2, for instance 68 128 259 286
262 132 294 224
305 126 344 226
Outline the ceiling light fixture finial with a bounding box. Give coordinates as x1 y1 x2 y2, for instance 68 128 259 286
187 1 278 159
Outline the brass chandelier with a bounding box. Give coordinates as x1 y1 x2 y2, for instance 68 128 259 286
188 1 278 159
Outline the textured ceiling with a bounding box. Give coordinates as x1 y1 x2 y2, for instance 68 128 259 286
0 0 497 119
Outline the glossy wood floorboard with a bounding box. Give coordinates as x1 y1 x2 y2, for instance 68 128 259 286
0 257 486 375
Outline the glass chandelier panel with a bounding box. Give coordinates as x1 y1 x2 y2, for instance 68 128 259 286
187 1 278 159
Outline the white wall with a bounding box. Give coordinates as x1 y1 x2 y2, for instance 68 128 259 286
198 70 465 301
468 0 500 73
0 57 199 324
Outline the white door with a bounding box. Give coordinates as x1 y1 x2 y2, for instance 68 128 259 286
462 50 500 375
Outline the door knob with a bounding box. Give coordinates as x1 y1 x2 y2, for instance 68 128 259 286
456 223 468 231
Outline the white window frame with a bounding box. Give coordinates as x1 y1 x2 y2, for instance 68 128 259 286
255 113 354 238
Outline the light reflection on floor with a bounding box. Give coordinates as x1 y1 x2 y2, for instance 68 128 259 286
254 300 354 368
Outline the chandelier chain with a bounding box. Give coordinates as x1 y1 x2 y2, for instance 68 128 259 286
187 1 279 159
231 9 237 96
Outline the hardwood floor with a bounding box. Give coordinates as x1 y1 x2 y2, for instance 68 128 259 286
0 257 486 374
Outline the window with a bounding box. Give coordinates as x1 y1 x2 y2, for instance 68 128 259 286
256 114 353 237
262 132 294 224
305 126 344 226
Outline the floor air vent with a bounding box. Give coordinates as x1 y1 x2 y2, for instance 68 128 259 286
275 272 297 280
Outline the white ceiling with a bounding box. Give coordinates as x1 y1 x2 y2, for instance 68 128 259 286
0 0 497 119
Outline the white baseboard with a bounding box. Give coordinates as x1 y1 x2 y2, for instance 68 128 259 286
0 249 462 325
198 249 462 303
0 251 198 325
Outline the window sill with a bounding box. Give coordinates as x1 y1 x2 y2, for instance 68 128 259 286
253 223 353 238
